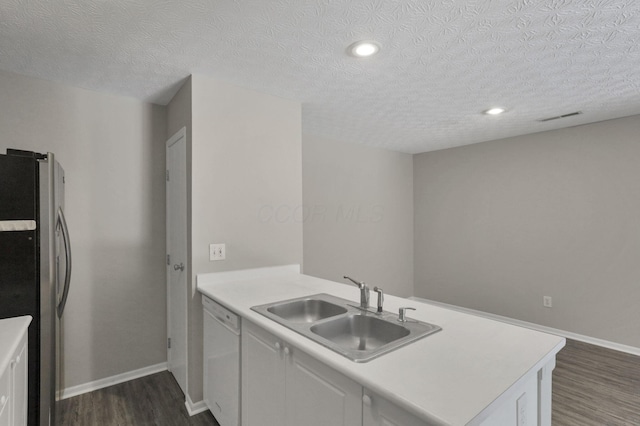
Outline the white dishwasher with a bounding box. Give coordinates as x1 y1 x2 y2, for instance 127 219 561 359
203 295 241 426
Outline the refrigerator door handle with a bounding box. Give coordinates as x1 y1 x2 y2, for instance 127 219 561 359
57 206 72 318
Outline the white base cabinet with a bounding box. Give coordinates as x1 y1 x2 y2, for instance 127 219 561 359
362 359 554 426
0 325 28 426
475 359 555 426
241 321 362 426
0 361 8 426
285 344 362 426
241 321 285 426
240 320 558 426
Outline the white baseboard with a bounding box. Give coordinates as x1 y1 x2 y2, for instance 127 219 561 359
185 394 208 416
409 296 640 357
59 362 168 400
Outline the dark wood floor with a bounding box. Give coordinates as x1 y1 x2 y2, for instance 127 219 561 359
58 339 640 425
57 371 219 426
553 339 640 426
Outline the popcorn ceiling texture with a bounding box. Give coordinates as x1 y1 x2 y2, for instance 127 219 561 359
1 0 640 153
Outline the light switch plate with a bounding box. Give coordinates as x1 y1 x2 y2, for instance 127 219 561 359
209 243 226 261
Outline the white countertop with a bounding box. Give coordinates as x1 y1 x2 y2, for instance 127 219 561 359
197 265 565 426
0 316 32 373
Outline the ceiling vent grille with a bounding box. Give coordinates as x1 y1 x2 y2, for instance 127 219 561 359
537 111 582 122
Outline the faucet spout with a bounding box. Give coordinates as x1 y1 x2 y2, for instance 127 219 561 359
343 276 370 309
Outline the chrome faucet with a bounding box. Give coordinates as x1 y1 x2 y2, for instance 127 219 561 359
373 287 384 313
398 307 416 322
343 276 370 310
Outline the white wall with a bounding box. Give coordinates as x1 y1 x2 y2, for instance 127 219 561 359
191 75 303 277
302 134 414 297
414 115 640 348
168 75 303 401
0 69 167 388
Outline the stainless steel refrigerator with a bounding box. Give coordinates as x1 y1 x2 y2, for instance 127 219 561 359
0 149 71 426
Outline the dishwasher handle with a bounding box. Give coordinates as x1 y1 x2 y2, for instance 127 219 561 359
203 296 241 333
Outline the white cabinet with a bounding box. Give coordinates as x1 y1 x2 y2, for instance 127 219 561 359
475 360 552 426
0 326 28 426
10 343 27 426
362 390 426 426
241 321 362 426
285 345 362 426
0 363 9 426
361 362 551 426
241 321 285 426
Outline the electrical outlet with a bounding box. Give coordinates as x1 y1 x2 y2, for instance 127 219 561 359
209 243 226 261
543 296 552 308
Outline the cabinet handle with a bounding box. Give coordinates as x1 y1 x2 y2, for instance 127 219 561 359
275 342 281 350
283 347 290 356
363 394 372 406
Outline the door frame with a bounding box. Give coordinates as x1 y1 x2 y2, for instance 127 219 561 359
166 127 188 395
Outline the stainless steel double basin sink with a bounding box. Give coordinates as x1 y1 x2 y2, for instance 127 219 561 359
251 293 441 362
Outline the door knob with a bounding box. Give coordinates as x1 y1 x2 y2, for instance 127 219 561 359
173 263 185 271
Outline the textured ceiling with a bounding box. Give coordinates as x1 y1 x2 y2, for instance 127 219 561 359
1 0 640 153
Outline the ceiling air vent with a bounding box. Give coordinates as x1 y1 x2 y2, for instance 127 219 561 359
537 111 582 122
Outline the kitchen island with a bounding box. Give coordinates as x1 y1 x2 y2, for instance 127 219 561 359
198 265 565 426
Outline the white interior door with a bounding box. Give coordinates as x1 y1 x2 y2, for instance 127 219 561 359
167 127 188 395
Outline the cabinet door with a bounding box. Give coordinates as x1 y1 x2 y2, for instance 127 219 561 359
241 321 286 426
363 390 427 426
0 351 11 426
477 370 538 426
0 375 8 426
285 347 362 426
11 341 27 426
0 400 9 426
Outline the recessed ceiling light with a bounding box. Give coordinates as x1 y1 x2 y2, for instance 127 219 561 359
484 107 506 115
347 41 380 58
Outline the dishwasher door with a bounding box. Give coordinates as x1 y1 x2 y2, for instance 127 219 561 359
203 296 241 426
